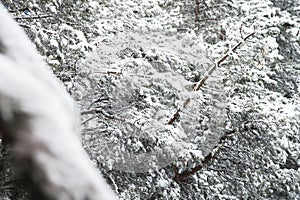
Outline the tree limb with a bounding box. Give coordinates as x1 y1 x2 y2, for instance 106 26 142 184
167 32 255 125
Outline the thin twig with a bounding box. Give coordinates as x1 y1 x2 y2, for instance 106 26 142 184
14 15 52 20
167 32 255 125
81 108 143 130
197 18 219 22
19 24 31 29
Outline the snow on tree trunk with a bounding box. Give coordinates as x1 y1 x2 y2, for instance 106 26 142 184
0 4 116 200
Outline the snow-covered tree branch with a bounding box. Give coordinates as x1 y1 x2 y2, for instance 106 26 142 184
0 4 116 200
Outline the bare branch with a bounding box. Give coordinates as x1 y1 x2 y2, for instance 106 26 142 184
194 32 255 91
167 32 255 125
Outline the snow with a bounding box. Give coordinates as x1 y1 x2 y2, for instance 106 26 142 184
264 36 279 49
280 136 289 149
50 39 59 47
49 5 57 13
157 179 169 187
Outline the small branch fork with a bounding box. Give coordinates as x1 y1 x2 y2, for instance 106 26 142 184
167 32 255 125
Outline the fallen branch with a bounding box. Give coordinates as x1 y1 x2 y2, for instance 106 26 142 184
167 32 255 125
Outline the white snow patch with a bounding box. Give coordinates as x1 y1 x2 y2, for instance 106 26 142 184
158 179 169 187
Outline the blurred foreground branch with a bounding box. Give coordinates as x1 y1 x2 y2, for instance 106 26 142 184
0 4 116 200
